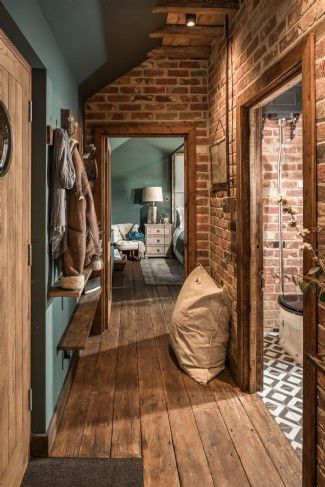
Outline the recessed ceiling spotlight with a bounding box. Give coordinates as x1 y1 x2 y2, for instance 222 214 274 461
186 13 196 27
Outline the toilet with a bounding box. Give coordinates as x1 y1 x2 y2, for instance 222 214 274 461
278 294 303 365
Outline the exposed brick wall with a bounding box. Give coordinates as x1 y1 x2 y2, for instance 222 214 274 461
84 0 325 477
85 58 210 266
262 117 303 331
208 0 325 482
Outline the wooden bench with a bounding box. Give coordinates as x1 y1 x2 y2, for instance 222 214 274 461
58 288 101 351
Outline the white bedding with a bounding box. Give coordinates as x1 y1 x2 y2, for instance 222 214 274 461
173 227 184 264
173 207 184 265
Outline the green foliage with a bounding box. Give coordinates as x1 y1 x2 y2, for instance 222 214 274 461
277 196 325 303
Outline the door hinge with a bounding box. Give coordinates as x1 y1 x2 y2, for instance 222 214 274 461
28 100 32 122
28 389 32 411
28 243 32 266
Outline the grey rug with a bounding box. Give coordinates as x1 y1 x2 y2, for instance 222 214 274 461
141 258 184 285
21 458 143 487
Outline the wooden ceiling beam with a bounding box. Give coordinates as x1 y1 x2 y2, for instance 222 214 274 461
147 46 211 59
150 25 224 40
153 1 240 15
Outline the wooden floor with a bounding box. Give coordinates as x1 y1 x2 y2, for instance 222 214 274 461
51 261 302 486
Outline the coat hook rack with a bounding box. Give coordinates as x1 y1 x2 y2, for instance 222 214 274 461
46 108 80 145
61 108 79 137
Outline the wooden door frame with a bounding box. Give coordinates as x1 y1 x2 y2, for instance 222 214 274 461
236 34 317 486
93 122 197 331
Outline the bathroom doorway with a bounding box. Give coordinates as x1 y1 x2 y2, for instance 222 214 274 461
253 82 304 458
236 34 317 484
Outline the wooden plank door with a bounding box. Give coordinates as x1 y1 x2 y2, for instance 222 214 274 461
0 30 31 487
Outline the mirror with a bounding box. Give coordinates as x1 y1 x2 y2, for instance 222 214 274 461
0 101 13 177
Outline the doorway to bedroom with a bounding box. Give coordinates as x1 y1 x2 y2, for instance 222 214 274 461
110 136 186 286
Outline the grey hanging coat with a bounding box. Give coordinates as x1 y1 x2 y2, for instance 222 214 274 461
50 129 76 258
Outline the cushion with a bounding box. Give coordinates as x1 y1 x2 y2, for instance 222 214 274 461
127 230 145 242
169 265 232 385
176 207 184 229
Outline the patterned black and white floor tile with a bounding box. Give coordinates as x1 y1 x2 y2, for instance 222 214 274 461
258 329 303 459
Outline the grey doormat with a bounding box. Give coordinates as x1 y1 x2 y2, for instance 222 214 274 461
21 458 143 487
140 258 184 285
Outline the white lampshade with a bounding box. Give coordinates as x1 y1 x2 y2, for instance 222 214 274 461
142 186 163 203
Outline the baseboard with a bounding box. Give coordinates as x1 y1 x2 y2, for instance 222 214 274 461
30 352 79 457
30 434 48 458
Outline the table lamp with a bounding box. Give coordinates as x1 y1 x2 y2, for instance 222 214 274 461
142 186 163 224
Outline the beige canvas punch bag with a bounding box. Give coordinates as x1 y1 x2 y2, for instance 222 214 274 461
170 265 232 385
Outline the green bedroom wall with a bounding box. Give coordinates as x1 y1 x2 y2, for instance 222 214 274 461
1 0 79 433
111 138 183 229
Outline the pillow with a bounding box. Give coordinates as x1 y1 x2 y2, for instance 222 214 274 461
127 230 145 242
176 207 184 229
169 265 232 385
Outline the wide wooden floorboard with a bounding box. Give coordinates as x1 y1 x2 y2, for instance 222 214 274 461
51 261 301 486
78 286 122 457
110 264 141 458
146 284 215 486
133 264 179 486
167 286 250 486
209 373 285 486
50 336 101 457
236 388 302 486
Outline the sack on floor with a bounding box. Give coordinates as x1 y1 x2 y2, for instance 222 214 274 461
169 265 232 385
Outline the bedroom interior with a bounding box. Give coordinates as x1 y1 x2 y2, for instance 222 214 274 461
110 136 186 286
0 0 324 486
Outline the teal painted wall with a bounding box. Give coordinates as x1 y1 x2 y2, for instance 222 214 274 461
2 0 79 432
111 138 183 229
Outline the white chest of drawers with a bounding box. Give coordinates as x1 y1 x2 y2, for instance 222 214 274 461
145 223 173 258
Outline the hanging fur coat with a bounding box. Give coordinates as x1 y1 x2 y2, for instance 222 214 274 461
61 139 102 289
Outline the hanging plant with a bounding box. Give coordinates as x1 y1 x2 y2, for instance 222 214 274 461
277 195 325 302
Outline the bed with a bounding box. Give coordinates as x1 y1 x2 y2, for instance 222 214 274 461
173 207 185 264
